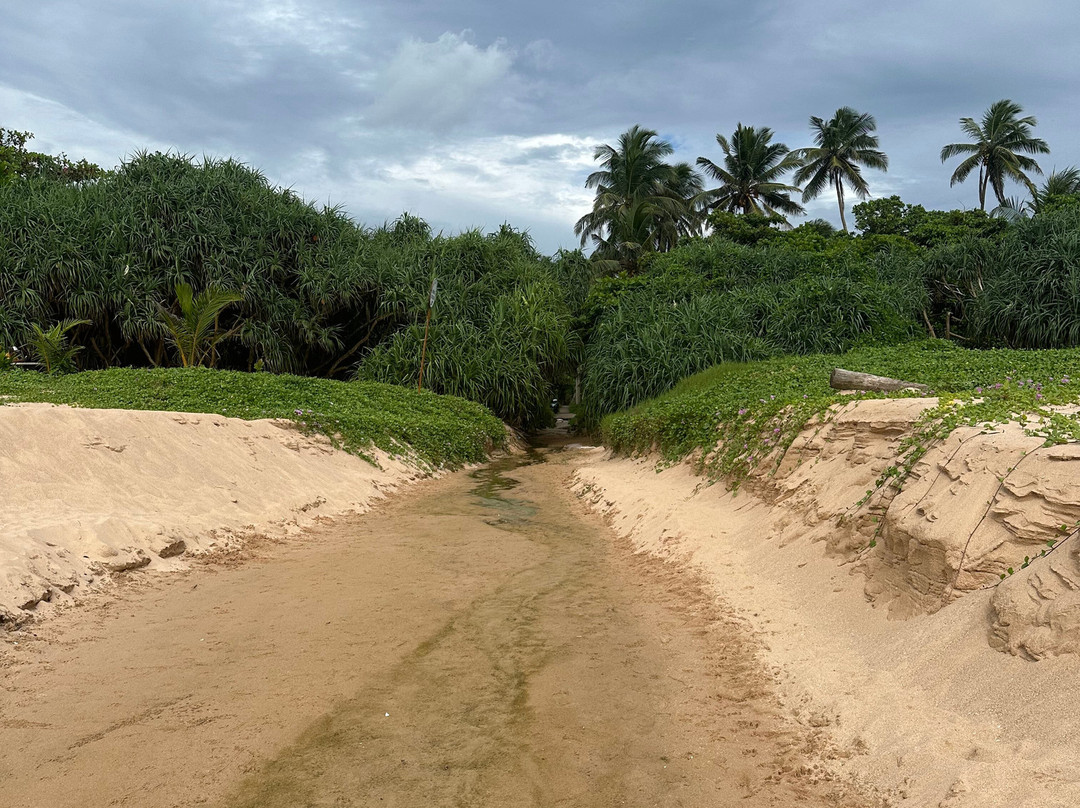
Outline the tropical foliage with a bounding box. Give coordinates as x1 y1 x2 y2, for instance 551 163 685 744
576 237 925 424
0 127 104 184
574 125 703 272
793 107 889 231
696 124 804 219
940 99 1050 210
4 106 1080 439
0 151 586 427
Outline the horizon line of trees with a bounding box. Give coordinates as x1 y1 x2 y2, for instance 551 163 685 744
577 99 1075 272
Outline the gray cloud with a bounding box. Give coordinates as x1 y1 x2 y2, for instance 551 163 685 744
366 32 513 129
2 0 1079 252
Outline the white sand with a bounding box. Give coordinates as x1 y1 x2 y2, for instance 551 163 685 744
0 403 421 623
574 398 1080 807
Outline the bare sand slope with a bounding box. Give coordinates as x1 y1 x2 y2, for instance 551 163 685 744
1 452 872 807
574 398 1080 808
0 403 420 624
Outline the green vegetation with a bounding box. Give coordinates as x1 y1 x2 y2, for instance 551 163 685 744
940 99 1049 211
0 127 104 185
601 341 1080 484
696 124 804 219
0 368 506 468
577 233 926 425
0 151 586 428
3 102 1079 449
793 107 889 232
573 125 703 273
356 227 588 430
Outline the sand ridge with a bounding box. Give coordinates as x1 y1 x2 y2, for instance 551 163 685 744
0 402 422 624
573 397 1080 807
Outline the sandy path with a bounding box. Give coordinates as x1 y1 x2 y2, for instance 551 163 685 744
1 450 868 807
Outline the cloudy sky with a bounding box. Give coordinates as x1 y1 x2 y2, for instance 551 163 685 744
3 1 1078 253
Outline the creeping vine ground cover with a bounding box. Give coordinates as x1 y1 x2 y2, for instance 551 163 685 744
0 367 506 468
601 340 1080 488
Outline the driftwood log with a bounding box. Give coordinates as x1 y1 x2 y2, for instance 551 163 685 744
829 368 930 393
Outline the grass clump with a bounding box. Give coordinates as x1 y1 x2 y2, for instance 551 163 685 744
0 367 506 468
601 341 1080 486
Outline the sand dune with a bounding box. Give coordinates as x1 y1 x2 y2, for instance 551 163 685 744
0 403 421 624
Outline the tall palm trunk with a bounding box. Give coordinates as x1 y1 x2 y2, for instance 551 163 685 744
835 173 848 232
978 164 987 211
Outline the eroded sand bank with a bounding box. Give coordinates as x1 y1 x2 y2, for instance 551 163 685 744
573 397 1080 807
0 403 421 624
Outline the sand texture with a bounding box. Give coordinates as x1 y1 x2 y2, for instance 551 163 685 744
573 397 1080 806
0 403 420 624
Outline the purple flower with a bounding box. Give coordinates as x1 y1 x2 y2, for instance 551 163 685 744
738 408 747 415
770 395 775 400
1036 393 1044 400
773 427 781 433
294 409 304 416
975 387 983 394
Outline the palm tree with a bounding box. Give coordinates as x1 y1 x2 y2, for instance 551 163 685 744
1031 166 1080 212
940 99 1050 211
793 107 888 232
158 283 243 367
696 124 805 221
575 125 703 271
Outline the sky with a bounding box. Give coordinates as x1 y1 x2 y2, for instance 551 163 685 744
3 1 1079 254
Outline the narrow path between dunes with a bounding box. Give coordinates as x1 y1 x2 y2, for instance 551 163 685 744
1 449 870 807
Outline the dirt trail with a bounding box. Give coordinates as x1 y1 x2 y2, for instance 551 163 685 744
1 449 868 807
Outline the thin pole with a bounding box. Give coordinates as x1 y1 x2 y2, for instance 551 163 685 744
417 303 432 392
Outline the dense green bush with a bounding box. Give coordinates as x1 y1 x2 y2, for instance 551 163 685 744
0 152 376 373
578 238 927 423
926 206 1080 348
0 153 586 428
357 227 586 429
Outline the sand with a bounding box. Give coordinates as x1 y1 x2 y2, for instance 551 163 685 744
573 397 1080 807
0 403 421 624
6 397 1080 805
1 448 870 807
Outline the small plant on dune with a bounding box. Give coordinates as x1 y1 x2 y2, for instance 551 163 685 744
27 319 90 374
158 283 243 368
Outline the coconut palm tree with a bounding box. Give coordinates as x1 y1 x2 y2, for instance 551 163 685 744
696 124 805 221
940 99 1050 211
575 125 703 271
793 107 888 232
1031 166 1080 212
